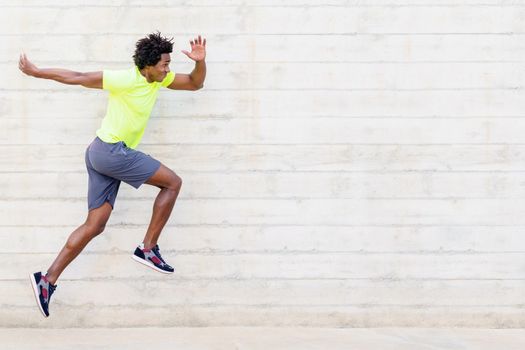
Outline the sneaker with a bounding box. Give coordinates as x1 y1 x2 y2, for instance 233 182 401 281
132 244 174 274
29 272 57 318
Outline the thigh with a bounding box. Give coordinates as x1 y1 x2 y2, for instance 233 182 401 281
145 163 180 189
86 201 113 226
86 146 121 210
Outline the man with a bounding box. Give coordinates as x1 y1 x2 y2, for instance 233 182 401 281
18 32 206 318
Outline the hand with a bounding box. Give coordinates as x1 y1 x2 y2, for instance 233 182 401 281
181 35 206 62
18 53 39 77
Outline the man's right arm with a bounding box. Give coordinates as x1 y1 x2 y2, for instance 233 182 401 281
19 53 102 89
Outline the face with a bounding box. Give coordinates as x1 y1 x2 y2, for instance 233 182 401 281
146 53 171 82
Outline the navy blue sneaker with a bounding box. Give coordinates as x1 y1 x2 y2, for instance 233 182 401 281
29 272 57 318
132 244 174 274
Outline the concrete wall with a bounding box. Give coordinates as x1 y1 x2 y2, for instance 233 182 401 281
1 0 524 327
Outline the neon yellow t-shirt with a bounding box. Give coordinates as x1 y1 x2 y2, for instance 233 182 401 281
96 66 175 149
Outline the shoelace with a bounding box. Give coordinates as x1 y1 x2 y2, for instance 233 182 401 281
152 245 168 265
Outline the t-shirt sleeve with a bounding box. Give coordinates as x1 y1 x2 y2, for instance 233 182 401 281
103 69 134 92
160 72 176 88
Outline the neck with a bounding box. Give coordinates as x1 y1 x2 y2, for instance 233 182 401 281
139 67 154 83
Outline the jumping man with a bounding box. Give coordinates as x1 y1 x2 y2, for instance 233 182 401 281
18 32 207 318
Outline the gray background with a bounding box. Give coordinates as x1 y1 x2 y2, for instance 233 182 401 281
1 0 524 327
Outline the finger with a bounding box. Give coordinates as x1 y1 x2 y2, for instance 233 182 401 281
181 50 191 57
198 35 202 45
203 38 206 47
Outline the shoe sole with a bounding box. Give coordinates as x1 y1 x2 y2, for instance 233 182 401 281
131 255 174 274
29 274 48 318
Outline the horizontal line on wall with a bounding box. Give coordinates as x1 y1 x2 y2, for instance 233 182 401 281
0 169 517 175
4 224 525 232
5 115 525 120
8 303 525 310
0 249 525 256
0 168 522 173
170 115 525 120
152 115 525 119
5 304 525 314
4 32 525 37
4 89 525 96
4 223 525 229
2 197 525 201
3 87 524 92
3 276 525 282
3 170 525 175
4 250 524 256
6 60 525 65
4 142 525 146
4 196 525 202
5 32 525 37
4 4 525 8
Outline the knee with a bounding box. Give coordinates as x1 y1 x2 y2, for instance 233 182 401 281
167 173 182 192
175 175 182 190
65 221 106 250
84 221 106 237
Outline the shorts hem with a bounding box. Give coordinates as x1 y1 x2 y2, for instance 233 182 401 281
131 161 162 189
88 198 115 211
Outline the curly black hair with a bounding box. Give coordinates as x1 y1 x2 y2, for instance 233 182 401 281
133 31 174 69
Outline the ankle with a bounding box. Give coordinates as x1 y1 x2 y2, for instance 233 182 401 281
141 242 156 250
44 272 57 286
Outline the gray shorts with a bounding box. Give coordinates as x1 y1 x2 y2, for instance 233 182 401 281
85 137 161 210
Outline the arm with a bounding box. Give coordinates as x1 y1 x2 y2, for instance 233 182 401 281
167 35 207 91
168 60 206 91
18 53 102 89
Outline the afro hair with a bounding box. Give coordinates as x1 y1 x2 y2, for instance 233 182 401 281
133 31 174 69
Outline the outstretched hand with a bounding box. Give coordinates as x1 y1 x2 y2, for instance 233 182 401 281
181 35 206 62
18 53 39 77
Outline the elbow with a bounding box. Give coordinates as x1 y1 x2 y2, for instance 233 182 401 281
192 82 204 91
189 77 204 91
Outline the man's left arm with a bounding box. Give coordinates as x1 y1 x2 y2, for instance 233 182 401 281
167 35 206 91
